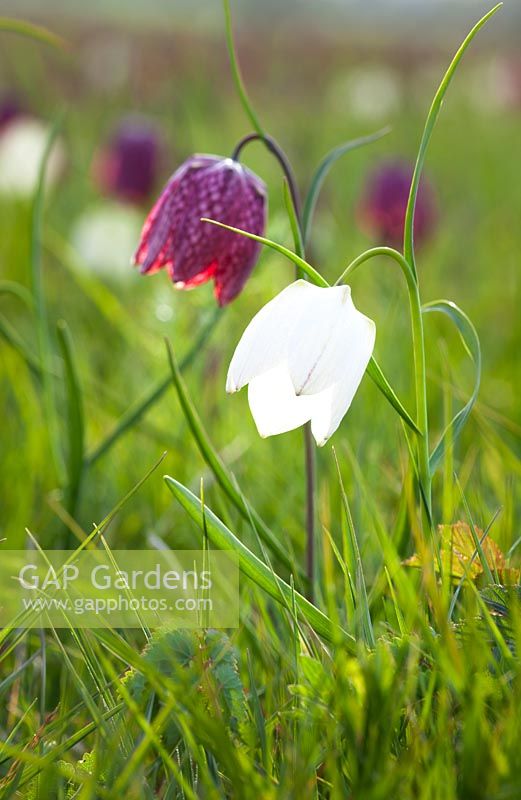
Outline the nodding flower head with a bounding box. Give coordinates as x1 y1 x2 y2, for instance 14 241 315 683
134 154 267 306
95 116 162 204
358 159 437 249
226 280 376 446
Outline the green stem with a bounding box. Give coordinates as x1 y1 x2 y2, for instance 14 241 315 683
223 0 317 595
31 116 65 485
201 219 327 287
222 0 264 136
403 4 502 276
229 131 317 600
86 308 221 467
337 247 431 516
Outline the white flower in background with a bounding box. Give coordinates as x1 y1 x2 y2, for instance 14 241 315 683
71 203 143 278
226 280 376 446
0 118 65 197
328 65 402 123
466 57 521 115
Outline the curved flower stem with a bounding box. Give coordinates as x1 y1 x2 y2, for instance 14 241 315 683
337 247 432 518
232 133 302 226
232 130 316 599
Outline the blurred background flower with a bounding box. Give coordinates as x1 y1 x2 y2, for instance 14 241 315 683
93 115 164 205
329 65 403 123
357 159 437 249
0 114 66 198
0 92 24 131
71 203 144 278
466 57 521 115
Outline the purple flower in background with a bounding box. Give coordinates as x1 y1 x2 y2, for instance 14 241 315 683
135 154 267 306
95 116 161 204
358 160 437 249
0 93 24 132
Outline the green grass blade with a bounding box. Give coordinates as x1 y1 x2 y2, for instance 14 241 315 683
200 218 329 287
454 474 495 587
0 281 34 309
246 649 268 768
282 178 304 258
0 313 42 376
366 356 420 434
0 652 39 696
31 116 65 483
164 476 352 647
56 320 85 516
403 4 502 273
0 17 67 49
165 339 301 576
1 705 123 791
333 449 375 647
86 308 221 467
0 453 167 644
423 300 481 474
45 228 153 354
302 127 390 243
222 0 264 135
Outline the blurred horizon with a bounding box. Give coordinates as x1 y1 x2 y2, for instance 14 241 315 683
1 0 520 48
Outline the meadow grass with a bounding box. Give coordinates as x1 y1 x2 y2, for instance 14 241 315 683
0 4 520 798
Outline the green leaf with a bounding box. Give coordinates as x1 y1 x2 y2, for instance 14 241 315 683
403 4 501 274
165 339 303 578
282 178 304 258
366 357 420 434
164 476 353 647
0 17 67 49
0 280 34 309
246 650 268 767
302 128 390 243
222 0 264 135
423 300 481 474
0 453 167 644
31 116 65 484
333 450 375 647
86 308 221 467
200 218 329 287
334 246 421 434
0 313 42 377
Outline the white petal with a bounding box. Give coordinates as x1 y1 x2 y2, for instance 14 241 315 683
247 364 327 438
310 314 376 446
287 284 357 395
226 280 316 393
227 280 375 447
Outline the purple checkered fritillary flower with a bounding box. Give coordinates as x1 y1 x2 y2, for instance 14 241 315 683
134 154 266 306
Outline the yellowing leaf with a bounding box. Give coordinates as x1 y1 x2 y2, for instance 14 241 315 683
403 522 514 584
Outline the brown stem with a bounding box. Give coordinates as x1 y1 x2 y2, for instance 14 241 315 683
232 131 316 601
